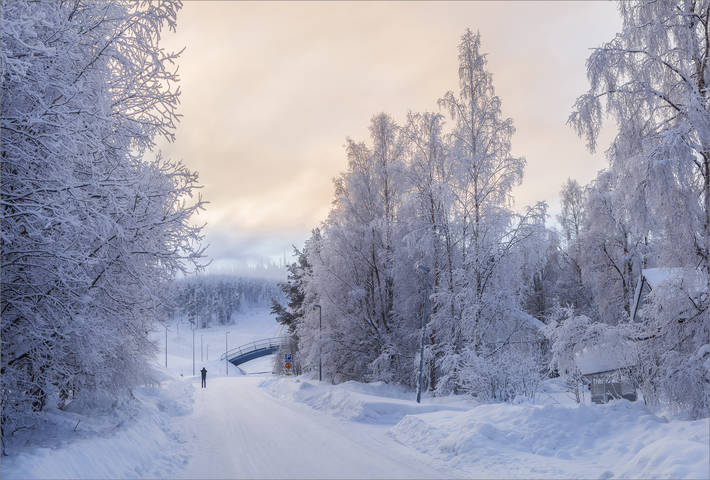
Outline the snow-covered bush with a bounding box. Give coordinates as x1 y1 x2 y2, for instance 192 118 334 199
542 309 593 377
460 347 546 402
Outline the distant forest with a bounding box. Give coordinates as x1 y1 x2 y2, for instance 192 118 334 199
167 275 283 328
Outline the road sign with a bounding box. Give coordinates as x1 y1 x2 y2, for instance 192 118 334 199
284 361 292 369
284 353 292 362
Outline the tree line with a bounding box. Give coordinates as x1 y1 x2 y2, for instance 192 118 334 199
168 275 282 328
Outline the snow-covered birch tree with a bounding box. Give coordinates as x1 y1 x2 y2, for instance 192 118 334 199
569 0 709 298
297 30 548 401
398 111 451 391
301 114 409 383
434 29 546 395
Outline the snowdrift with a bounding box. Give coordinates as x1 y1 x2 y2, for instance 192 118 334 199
2 378 194 479
260 377 468 424
391 400 708 479
263 377 710 479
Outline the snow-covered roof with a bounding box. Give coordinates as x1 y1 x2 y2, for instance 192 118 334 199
574 342 638 376
632 267 707 322
490 311 545 343
515 311 545 330
642 267 707 295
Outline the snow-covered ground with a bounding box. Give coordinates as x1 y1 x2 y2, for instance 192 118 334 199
261 377 709 479
160 307 283 378
2 307 708 479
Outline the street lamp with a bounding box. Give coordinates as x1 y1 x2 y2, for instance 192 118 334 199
225 331 230 376
416 264 431 404
164 324 168 369
313 304 322 382
192 320 195 376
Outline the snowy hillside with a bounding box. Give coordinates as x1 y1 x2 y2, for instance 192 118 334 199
2 308 708 479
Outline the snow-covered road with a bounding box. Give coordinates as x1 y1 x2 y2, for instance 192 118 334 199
3 308 707 479
174 375 455 479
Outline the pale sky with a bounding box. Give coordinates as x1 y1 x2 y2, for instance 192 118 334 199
157 1 620 273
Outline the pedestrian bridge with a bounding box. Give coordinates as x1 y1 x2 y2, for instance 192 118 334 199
220 336 288 367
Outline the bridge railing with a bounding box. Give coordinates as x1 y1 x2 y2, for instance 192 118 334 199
220 336 288 361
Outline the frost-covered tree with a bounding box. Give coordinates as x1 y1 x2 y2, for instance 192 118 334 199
398 111 452 390
522 229 561 319
542 308 598 404
434 29 546 394
438 29 525 324
298 30 549 402
1 0 205 444
635 275 709 417
569 0 710 297
558 179 585 246
570 0 709 418
577 170 647 324
555 179 592 311
301 114 409 383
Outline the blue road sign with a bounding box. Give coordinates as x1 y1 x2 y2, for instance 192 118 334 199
285 353 292 362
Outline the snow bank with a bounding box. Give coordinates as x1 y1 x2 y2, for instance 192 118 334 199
1 377 194 479
261 377 467 425
390 399 709 479
262 377 708 479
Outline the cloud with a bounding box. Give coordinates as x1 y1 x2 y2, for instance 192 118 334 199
157 1 621 267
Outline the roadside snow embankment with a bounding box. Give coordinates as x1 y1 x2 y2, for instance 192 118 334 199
1 376 194 479
260 378 468 424
391 399 709 478
262 378 710 479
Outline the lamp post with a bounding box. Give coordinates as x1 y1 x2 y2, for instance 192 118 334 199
165 324 168 369
201 334 204 362
192 320 195 376
416 264 431 404
225 331 230 376
313 304 322 381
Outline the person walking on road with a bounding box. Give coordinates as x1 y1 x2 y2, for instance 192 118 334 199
201 367 207 388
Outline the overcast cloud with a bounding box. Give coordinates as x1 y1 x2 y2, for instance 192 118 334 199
157 1 620 273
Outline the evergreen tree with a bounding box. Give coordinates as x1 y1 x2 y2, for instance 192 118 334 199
271 245 311 335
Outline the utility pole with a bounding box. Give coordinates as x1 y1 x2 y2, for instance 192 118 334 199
201 334 204 362
314 304 322 381
416 264 430 404
192 321 195 376
225 331 230 376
